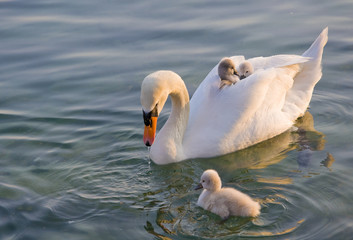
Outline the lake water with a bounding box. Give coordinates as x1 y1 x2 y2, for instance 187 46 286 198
1 0 353 239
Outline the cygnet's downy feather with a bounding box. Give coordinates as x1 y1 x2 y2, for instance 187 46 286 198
195 169 260 219
237 61 254 79
218 58 240 89
219 59 255 88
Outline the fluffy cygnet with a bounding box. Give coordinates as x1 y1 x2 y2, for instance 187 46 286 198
195 169 261 219
218 58 240 89
218 59 254 89
237 61 254 80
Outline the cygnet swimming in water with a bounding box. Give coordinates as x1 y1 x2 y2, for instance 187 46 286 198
218 58 254 89
195 169 261 219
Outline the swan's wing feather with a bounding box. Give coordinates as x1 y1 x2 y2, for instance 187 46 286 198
185 67 293 158
188 55 245 127
247 55 310 70
216 67 295 153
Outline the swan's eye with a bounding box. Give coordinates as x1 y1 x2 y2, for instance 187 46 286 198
202 180 205 183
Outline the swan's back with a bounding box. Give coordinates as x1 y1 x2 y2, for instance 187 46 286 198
184 28 328 159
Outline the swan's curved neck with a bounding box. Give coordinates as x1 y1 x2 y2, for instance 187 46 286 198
149 71 190 164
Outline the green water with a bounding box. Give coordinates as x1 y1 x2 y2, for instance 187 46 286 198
1 0 353 239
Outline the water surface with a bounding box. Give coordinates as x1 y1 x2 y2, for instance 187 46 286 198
1 0 353 239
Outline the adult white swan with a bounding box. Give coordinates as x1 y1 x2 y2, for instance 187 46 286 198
141 28 328 165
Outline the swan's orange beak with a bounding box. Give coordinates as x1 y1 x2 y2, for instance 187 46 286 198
143 106 158 146
143 116 157 146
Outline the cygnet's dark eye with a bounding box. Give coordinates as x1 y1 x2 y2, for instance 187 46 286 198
202 180 205 183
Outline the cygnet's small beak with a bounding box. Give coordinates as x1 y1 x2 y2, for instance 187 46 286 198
240 75 246 80
194 183 203 190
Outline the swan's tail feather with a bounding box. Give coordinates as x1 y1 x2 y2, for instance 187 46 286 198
283 28 328 120
298 27 328 87
302 27 328 59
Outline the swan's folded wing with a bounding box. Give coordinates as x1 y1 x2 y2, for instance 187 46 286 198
218 68 290 152
248 55 311 70
184 68 284 158
188 55 246 128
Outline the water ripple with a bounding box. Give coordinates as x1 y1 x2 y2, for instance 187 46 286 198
1 0 353 239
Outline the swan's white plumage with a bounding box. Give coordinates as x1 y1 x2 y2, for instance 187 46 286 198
141 28 328 164
196 169 260 218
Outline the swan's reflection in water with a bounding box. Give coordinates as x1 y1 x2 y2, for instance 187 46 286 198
145 111 334 239
295 111 326 171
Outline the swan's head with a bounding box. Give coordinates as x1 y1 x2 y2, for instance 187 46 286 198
238 61 254 80
195 169 222 192
141 70 186 147
218 58 240 88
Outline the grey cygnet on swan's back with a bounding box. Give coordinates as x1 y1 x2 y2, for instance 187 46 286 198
238 61 254 79
218 58 254 89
